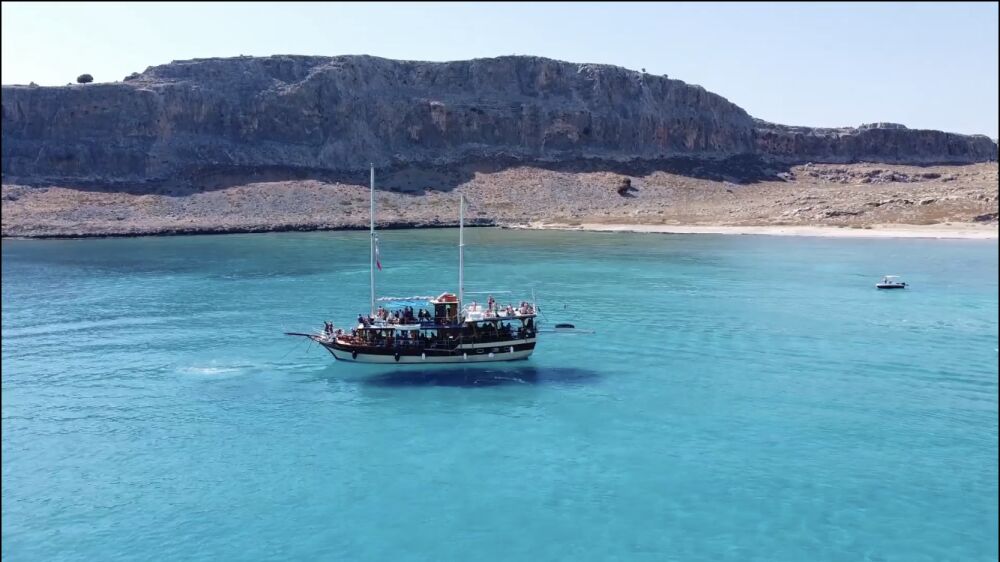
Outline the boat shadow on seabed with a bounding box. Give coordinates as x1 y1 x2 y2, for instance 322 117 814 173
360 365 602 388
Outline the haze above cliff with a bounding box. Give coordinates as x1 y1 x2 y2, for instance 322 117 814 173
2 55 997 189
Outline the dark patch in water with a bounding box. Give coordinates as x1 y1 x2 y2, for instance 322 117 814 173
362 366 601 388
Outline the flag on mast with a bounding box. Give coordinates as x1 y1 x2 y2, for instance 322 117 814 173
375 235 382 271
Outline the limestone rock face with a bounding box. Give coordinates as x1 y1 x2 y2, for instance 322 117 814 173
754 121 998 164
2 55 996 186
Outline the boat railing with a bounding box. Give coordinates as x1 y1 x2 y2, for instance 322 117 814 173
336 328 535 350
462 308 535 319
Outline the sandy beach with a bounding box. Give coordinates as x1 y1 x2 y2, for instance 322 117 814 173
524 222 999 239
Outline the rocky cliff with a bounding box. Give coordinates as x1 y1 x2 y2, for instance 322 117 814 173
754 121 997 164
2 55 997 188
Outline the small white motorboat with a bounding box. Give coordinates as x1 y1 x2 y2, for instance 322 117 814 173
876 275 907 289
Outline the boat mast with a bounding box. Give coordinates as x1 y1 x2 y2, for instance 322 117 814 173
458 193 465 314
369 163 376 317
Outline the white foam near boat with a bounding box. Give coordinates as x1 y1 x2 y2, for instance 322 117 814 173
876 275 907 289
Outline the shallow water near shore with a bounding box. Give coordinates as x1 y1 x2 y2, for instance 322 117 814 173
2 229 998 561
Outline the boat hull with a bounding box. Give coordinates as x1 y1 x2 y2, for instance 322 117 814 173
876 284 907 289
318 339 537 364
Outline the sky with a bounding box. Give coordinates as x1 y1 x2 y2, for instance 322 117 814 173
2 1 997 137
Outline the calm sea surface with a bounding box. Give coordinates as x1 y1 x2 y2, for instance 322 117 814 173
2 229 998 561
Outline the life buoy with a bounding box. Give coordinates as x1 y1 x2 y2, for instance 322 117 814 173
394 353 401 362
352 350 358 360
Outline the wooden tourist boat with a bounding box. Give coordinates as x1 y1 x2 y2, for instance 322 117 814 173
288 166 538 364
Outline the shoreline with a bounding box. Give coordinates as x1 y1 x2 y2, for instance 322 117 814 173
0 221 498 240
521 222 999 240
3 221 997 241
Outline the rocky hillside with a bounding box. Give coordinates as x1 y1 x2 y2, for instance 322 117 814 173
2 55 996 189
3 161 996 237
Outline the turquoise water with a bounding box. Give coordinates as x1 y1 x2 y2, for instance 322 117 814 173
2 229 997 561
